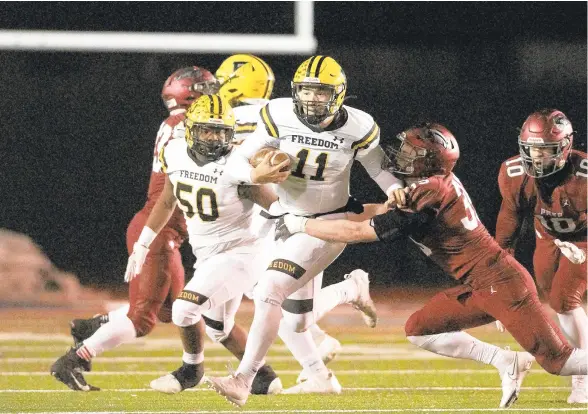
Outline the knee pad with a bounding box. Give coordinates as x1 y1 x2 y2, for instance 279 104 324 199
203 314 234 343
281 308 314 333
253 274 290 306
172 299 203 327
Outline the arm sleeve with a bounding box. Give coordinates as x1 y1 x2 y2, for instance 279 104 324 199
370 208 437 242
354 123 403 194
356 145 404 194
495 163 524 253
226 104 280 184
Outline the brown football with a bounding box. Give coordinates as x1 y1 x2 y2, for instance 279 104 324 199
250 148 291 172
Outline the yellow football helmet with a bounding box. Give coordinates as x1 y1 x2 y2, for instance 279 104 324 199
215 54 275 106
185 94 235 162
291 55 347 125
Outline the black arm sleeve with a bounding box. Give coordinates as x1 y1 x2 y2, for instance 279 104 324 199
370 208 436 242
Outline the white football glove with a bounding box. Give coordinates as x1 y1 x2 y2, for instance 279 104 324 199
554 239 586 265
495 320 506 333
275 214 308 241
124 243 150 283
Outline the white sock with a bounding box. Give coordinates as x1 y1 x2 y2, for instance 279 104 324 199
236 299 282 386
559 348 588 376
108 304 130 322
82 316 137 357
407 332 512 371
307 324 327 343
278 321 329 377
182 351 204 365
557 308 588 349
312 278 358 322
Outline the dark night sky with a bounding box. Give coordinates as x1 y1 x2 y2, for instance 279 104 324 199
0 2 585 288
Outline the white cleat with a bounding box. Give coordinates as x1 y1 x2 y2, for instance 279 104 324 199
150 374 183 394
346 269 378 328
296 334 342 383
283 371 342 394
206 374 250 407
499 350 534 408
150 373 206 394
568 375 588 404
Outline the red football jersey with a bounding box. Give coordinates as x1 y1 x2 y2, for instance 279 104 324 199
406 174 505 280
140 113 187 237
497 150 587 247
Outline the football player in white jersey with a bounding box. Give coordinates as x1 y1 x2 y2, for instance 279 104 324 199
50 66 222 392
215 54 347 374
125 94 288 395
207 56 405 405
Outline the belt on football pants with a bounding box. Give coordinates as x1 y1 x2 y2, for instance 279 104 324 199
259 196 364 220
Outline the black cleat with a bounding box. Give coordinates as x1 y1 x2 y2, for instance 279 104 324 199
251 364 283 395
150 362 205 394
50 348 100 391
70 314 108 345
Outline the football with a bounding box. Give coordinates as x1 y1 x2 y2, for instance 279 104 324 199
250 147 291 171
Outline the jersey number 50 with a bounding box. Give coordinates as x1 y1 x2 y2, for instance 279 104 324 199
175 182 219 222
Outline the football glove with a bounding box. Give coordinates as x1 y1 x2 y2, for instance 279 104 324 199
275 214 308 241
124 243 150 283
554 239 586 265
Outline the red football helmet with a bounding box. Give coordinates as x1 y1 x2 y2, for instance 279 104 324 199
161 66 219 112
383 122 460 177
518 109 573 177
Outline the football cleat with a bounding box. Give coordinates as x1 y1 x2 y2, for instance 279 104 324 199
150 362 205 394
50 348 99 391
70 314 108 345
296 334 342 383
345 269 378 328
568 375 588 404
206 374 250 407
499 349 534 408
283 371 342 394
250 364 282 395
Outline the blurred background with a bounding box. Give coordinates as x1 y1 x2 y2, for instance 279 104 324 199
0 2 585 302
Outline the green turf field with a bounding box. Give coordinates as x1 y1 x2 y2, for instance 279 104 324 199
0 308 585 413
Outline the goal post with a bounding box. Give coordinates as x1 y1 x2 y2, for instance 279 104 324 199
0 2 316 54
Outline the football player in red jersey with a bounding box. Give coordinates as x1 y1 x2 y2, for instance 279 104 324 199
496 109 587 404
274 122 587 408
50 67 279 394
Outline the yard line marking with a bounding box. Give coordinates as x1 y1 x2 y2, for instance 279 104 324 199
0 369 550 376
0 386 570 393
0 351 467 363
6 408 588 413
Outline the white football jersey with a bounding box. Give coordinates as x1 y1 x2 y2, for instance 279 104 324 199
160 137 256 254
233 103 265 142
230 97 385 215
